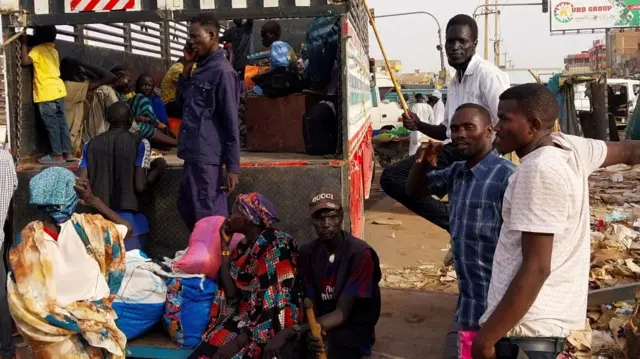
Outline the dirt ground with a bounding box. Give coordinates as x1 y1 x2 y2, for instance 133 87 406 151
365 173 457 359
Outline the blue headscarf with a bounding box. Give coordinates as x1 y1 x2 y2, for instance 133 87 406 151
29 167 78 224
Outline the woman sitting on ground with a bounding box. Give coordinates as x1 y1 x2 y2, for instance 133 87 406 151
188 192 301 359
8 167 131 358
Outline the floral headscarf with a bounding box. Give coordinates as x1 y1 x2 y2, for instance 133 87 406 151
29 167 78 224
235 192 280 228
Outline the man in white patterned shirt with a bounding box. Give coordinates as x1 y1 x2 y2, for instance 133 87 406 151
0 149 17 359
473 83 640 359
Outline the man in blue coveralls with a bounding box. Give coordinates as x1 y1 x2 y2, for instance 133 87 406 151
177 15 241 231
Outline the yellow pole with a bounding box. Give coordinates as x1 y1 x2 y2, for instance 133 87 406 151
363 0 409 115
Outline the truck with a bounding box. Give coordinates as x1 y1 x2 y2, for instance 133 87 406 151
1 0 375 356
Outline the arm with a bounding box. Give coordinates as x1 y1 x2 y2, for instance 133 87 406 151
69 58 117 91
473 232 553 352
602 141 640 167
218 224 241 300
217 70 241 175
0 151 17 232
416 123 447 141
75 178 133 238
406 143 451 198
20 34 33 66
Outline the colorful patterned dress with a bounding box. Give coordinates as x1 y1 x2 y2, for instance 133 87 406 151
189 228 301 359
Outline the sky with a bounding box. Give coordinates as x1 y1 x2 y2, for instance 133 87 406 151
367 0 603 73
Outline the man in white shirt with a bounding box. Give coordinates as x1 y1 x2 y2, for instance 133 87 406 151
430 90 446 126
472 83 640 359
0 149 17 359
408 93 437 156
380 14 510 232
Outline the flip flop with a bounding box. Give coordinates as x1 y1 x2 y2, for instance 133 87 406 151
65 157 79 162
38 154 65 165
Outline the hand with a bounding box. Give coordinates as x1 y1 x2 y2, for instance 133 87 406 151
212 340 240 359
307 330 326 354
183 61 196 76
150 157 167 172
471 334 497 359
220 220 233 250
184 51 196 63
262 330 290 359
402 111 421 131
415 140 444 167
226 172 239 194
74 178 97 206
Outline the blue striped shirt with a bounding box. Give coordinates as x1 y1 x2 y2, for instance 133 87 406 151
427 150 515 328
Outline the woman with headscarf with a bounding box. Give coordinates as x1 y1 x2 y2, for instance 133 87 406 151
188 192 301 359
8 167 132 358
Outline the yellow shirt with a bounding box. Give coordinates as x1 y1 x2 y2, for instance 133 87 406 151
161 62 197 104
28 43 67 103
161 62 183 104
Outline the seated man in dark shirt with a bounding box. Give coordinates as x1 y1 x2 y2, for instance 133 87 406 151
77 102 166 251
293 189 381 358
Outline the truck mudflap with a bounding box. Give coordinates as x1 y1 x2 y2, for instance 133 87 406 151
348 122 373 239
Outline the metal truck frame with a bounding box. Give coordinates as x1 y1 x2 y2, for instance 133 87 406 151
2 1 373 355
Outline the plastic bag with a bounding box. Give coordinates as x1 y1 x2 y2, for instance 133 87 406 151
172 216 244 279
113 250 168 340
163 277 217 348
244 65 270 91
459 330 478 359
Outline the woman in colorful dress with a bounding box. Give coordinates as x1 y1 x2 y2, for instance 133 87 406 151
188 192 301 359
8 167 132 358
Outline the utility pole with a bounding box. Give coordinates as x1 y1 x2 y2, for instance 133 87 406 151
494 0 500 67
501 52 509 68
484 0 490 60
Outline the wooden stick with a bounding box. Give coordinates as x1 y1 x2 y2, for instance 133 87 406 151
362 0 409 115
304 298 327 359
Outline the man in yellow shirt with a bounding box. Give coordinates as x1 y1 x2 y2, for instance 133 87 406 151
161 40 196 118
20 26 74 164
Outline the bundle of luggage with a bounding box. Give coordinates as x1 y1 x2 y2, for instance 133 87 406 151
113 216 243 348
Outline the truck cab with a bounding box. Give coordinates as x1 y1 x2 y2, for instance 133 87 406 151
370 70 403 135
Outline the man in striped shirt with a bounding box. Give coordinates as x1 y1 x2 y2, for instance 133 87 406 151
0 149 17 359
407 104 515 359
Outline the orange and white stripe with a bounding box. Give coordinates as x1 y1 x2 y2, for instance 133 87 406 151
67 0 139 13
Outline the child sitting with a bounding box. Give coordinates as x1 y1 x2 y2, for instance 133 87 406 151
21 26 75 164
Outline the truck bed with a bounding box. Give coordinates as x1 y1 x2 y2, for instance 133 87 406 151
15 150 344 172
126 332 192 359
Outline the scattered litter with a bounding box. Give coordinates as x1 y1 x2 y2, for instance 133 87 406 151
611 173 624 182
390 232 396 239
372 218 403 226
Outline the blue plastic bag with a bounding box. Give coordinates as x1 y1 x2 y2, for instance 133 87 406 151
163 277 218 348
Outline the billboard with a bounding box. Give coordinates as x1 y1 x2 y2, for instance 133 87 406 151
550 0 640 31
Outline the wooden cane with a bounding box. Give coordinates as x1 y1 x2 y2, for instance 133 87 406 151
304 298 328 359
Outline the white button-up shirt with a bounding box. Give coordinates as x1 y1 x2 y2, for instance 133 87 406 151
444 54 511 142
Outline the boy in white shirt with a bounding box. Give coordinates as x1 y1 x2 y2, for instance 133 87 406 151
473 83 640 359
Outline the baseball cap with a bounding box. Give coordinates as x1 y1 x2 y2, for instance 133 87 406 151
432 90 442 99
309 188 342 215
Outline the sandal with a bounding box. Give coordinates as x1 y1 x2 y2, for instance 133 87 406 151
38 154 65 165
